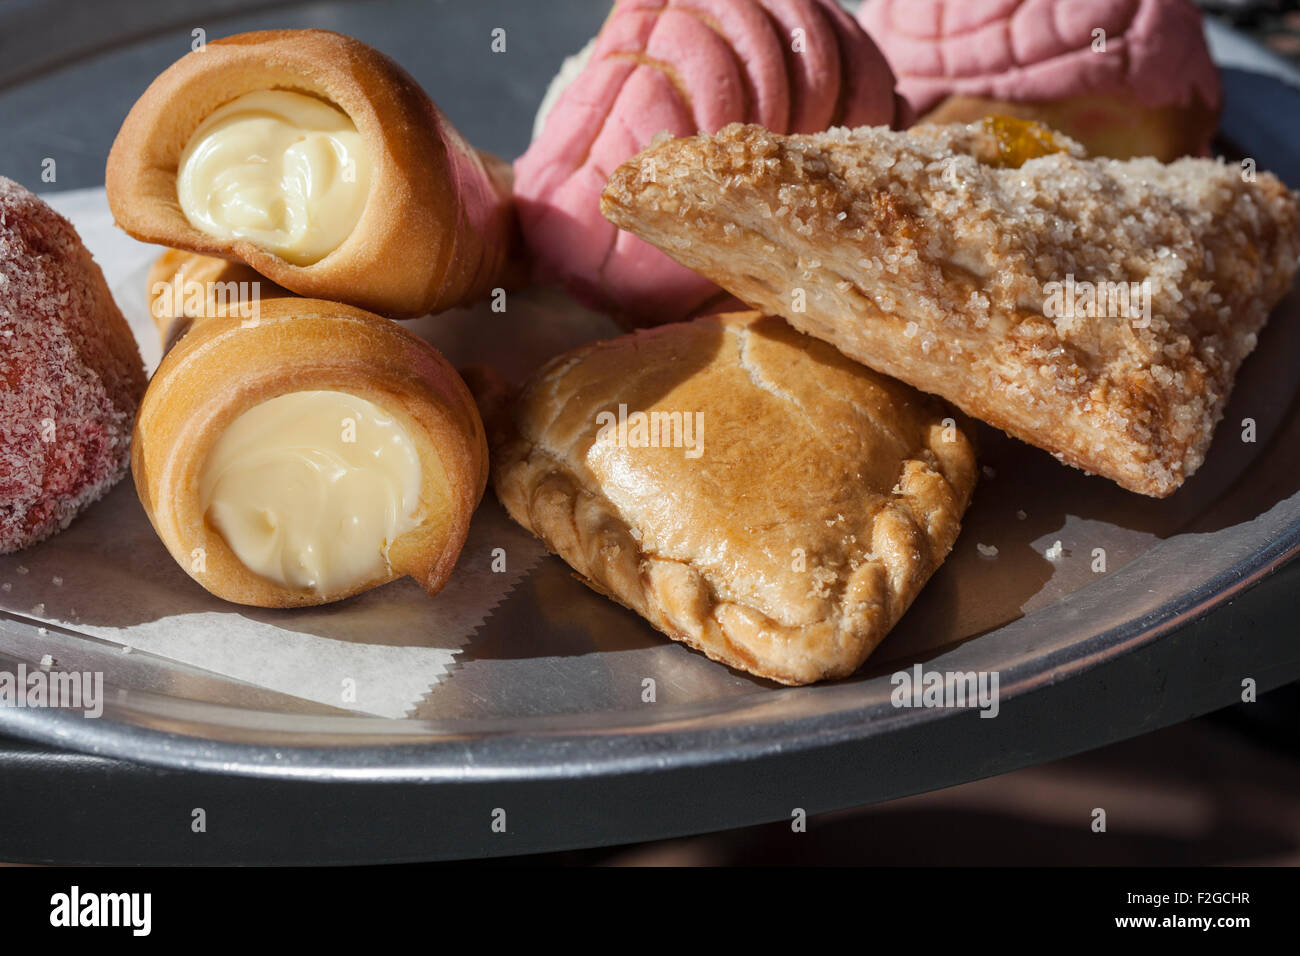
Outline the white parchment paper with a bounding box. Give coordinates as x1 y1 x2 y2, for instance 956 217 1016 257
0 188 618 718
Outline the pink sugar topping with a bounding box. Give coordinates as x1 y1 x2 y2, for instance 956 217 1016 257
515 0 898 325
859 0 1222 120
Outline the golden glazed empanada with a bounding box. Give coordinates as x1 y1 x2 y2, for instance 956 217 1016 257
490 312 977 684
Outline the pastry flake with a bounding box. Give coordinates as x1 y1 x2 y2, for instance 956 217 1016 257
601 121 1300 497
491 311 977 684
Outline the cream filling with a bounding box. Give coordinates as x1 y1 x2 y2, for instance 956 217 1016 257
199 390 422 595
177 90 371 265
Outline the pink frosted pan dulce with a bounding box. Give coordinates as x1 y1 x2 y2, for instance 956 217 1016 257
858 0 1222 160
0 177 146 553
515 0 899 326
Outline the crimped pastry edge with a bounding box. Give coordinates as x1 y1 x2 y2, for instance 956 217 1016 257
489 311 977 685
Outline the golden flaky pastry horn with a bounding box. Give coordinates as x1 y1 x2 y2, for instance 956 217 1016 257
107 29 519 318
132 298 488 608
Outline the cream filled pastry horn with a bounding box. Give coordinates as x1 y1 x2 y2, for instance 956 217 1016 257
132 298 488 607
106 29 518 318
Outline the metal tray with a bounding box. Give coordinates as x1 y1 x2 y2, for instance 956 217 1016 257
1 0 1299 840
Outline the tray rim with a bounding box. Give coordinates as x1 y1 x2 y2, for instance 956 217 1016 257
3 451 1298 782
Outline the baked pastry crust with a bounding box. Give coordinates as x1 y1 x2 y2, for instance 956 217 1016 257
132 298 488 607
106 29 518 318
920 92 1220 163
491 311 976 684
601 121 1300 496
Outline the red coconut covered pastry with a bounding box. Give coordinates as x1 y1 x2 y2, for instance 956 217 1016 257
515 0 899 326
0 176 146 553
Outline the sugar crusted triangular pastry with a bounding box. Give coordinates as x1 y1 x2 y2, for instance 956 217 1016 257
601 120 1300 497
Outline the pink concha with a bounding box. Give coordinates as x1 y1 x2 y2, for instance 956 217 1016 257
761 0 843 132
858 0 1221 121
515 0 897 326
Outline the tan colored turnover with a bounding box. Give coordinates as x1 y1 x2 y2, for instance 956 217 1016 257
491 311 976 684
